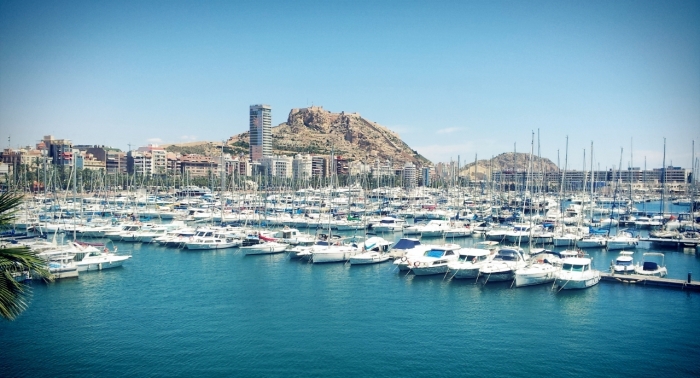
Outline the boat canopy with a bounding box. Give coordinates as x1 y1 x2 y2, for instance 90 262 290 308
393 238 420 250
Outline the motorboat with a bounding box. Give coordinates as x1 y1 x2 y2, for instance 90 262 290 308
73 244 131 271
391 238 430 271
371 217 406 233
443 223 473 238
484 226 510 241
185 231 241 250
408 244 460 275
37 250 79 279
311 240 360 263
634 252 668 277
505 224 536 243
349 237 393 265
612 251 635 274
268 227 315 245
552 233 582 247
554 256 600 290
514 249 562 287
403 220 451 238
576 235 607 248
240 234 289 255
478 247 527 282
607 232 639 250
447 248 493 279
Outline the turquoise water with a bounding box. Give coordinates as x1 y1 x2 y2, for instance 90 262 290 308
2 230 700 378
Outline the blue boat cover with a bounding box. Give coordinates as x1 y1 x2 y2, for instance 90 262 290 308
393 239 420 250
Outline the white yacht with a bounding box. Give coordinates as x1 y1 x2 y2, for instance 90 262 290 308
269 227 315 245
447 248 493 279
185 233 241 250
37 250 79 279
634 252 668 277
576 235 608 248
505 224 536 243
443 223 472 238
478 247 528 282
552 232 582 247
73 244 131 271
240 234 289 255
408 245 460 276
403 219 450 238
391 239 430 271
612 251 635 274
311 241 360 263
514 249 561 287
607 232 639 250
485 226 510 241
371 217 406 233
349 237 393 265
554 257 600 290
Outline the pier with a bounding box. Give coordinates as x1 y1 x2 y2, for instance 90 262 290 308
600 272 700 291
640 237 700 249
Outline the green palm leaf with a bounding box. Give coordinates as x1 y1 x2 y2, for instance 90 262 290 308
0 192 54 321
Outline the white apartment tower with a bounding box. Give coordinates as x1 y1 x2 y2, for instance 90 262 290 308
249 104 272 162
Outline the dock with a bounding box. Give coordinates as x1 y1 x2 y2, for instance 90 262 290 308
640 237 700 249
600 272 700 291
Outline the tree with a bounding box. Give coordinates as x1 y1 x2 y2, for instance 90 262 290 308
0 191 53 321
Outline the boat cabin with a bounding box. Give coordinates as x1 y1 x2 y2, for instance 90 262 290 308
561 258 593 272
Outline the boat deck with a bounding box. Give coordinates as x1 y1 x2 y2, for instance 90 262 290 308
600 272 700 291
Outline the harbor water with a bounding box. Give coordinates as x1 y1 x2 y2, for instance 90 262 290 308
2 200 700 377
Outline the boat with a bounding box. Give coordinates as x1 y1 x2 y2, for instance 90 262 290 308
505 224 536 243
607 232 639 250
73 244 131 271
402 219 451 238
269 227 315 245
612 251 635 274
37 250 79 279
408 244 461 275
634 252 668 277
554 256 600 290
371 217 406 232
478 247 527 282
391 238 430 271
240 234 289 255
349 237 393 265
514 249 561 287
576 235 607 248
447 248 493 279
184 232 241 250
311 240 360 263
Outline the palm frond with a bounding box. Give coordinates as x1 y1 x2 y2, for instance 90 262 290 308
0 192 54 321
0 191 25 227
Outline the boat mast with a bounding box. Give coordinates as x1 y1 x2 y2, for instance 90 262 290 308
661 138 666 217
590 141 594 221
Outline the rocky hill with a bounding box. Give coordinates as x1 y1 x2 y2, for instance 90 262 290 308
227 106 431 166
460 152 559 180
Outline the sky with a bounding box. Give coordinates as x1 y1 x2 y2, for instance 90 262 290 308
1 0 699 171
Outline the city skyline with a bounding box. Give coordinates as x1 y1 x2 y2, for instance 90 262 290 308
1 1 699 170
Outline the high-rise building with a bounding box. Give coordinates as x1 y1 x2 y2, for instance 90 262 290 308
402 162 417 189
292 154 313 180
249 104 272 162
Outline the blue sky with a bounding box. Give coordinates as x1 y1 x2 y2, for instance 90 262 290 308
1 0 699 171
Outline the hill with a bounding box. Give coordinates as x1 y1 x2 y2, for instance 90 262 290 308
227 106 431 167
460 152 559 180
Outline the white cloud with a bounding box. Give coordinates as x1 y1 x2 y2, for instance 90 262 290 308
436 127 460 135
147 138 163 144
